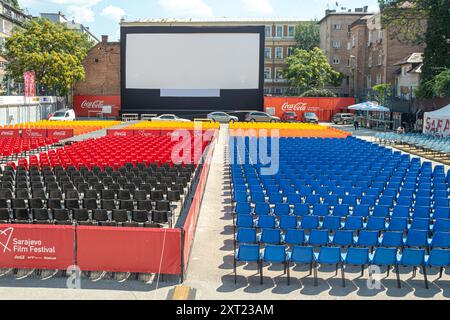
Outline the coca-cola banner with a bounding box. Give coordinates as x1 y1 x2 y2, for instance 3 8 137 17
264 97 356 122
47 129 74 140
0 129 21 137
73 95 121 118
21 129 47 138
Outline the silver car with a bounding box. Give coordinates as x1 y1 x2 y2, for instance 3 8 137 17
207 112 238 123
245 111 280 123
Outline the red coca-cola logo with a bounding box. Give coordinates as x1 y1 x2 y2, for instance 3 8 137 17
81 100 104 109
113 132 127 136
281 102 308 112
0 131 14 136
53 131 68 136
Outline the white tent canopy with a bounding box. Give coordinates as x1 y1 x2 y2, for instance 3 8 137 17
348 101 390 112
423 104 450 136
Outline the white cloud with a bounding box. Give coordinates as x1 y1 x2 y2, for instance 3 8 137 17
241 0 274 15
101 5 126 22
49 0 102 6
159 0 213 17
67 5 95 23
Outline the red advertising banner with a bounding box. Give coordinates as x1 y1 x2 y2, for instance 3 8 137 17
0 129 21 137
107 129 134 137
77 226 182 274
73 95 121 118
21 129 47 138
134 129 161 137
47 129 74 140
0 224 75 270
264 97 356 122
23 71 36 97
183 131 217 272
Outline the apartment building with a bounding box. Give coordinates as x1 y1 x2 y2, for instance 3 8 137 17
348 13 424 98
41 12 99 44
0 0 31 86
121 18 305 95
318 7 371 96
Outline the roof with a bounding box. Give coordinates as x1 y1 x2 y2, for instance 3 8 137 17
424 104 450 119
394 53 424 66
317 12 373 24
121 17 307 26
409 63 423 74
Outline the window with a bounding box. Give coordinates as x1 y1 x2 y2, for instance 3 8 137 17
368 31 372 46
265 25 272 38
333 24 342 30
287 47 294 57
376 73 382 84
368 54 372 67
264 47 272 59
367 75 372 89
276 25 283 38
288 25 295 37
264 68 272 79
275 88 283 95
377 30 383 41
352 35 356 47
347 42 351 50
275 68 284 80
377 53 382 66
332 56 340 65
275 47 283 59
264 88 271 94
332 40 341 48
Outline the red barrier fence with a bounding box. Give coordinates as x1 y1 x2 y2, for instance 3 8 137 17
47 129 74 140
0 129 74 140
0 224 75 270
264 96 356 122
77 226 181 274
21 129 48 138
107 129 211 137
182 131 218 273
0 129 21 137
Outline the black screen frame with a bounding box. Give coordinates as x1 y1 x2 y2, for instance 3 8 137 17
120 25 265 118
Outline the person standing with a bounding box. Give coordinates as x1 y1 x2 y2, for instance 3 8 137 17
353 117 359 130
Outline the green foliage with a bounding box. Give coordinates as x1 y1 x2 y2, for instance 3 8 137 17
372 83 392 106
417 69 450 98
294 21 320 51
10 0 20 9
300 88 337 97
3 18 93 96
284 47 342 91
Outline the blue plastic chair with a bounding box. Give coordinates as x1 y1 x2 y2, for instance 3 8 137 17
274 203 290 216
430 232 450 249
426 249 450 279
257 215 276 229
391 206 410 219
250 192 266 203
378 196 394 207
410 218 430 231
284 229 305 246
322 216 341 231
261 245 287 284
287 246 315 285
355 230 379 249
388 217 408 232
343 216 363 231
234 192 248 203
313 204 329 217
413 206 431 219
260 228 282 244
416 197 431 208
434 207 450 219
344 247 370 276
235 202 251 215
371 247 400 288
366 217 387 231
380 231 403 247
398 248 428 289
332 230 353 247
316 247 345 287
300 215 319 230
353 205 370 218
404 229 429 248
287 193 302 205
269 193 284 204
308 229 329 246
235 214 254 229
293 204 310 217
372 205 390 218
435 198 450 207
333 204 349 217
279 215 298 230
234 244 260 284
254 202 271 216
433 219 450 233
236 228 257 244
342 195 357 207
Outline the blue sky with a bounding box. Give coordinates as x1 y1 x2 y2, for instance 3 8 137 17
19 0 380 41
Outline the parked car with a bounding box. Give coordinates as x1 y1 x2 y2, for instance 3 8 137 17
151 114 191 122
303 112 319 124
245 111 280 123
227 111 259 122
207 112 238 123
332 113 355 124
281 112 298 122
48 109 76 121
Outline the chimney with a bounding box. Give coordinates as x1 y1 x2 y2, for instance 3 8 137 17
101 35 108 43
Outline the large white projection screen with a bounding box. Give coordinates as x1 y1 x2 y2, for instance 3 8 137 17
125 33 261 91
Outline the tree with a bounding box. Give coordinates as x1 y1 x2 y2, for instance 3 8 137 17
3 18 93 96
284 47 343 91
300 88 337 97
294 20 320 51
432 69 450 98
372 83 392 106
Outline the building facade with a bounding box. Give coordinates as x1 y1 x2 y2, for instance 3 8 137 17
349 13 424 99
121 18 305 95
394 53 423 100
0 0 32 88
318 7 371 96
41 12 99 43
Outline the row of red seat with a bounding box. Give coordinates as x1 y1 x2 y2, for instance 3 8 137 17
16 135 212 169
1 137 58 160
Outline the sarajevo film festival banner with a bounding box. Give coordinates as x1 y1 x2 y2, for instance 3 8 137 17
0 224 75 270
73 95 121 117
264 97 356 122
23 71 36 97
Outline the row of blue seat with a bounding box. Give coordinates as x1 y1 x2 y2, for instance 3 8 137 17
235 227 450 249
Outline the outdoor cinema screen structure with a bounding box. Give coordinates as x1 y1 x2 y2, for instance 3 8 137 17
120 25 265 116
